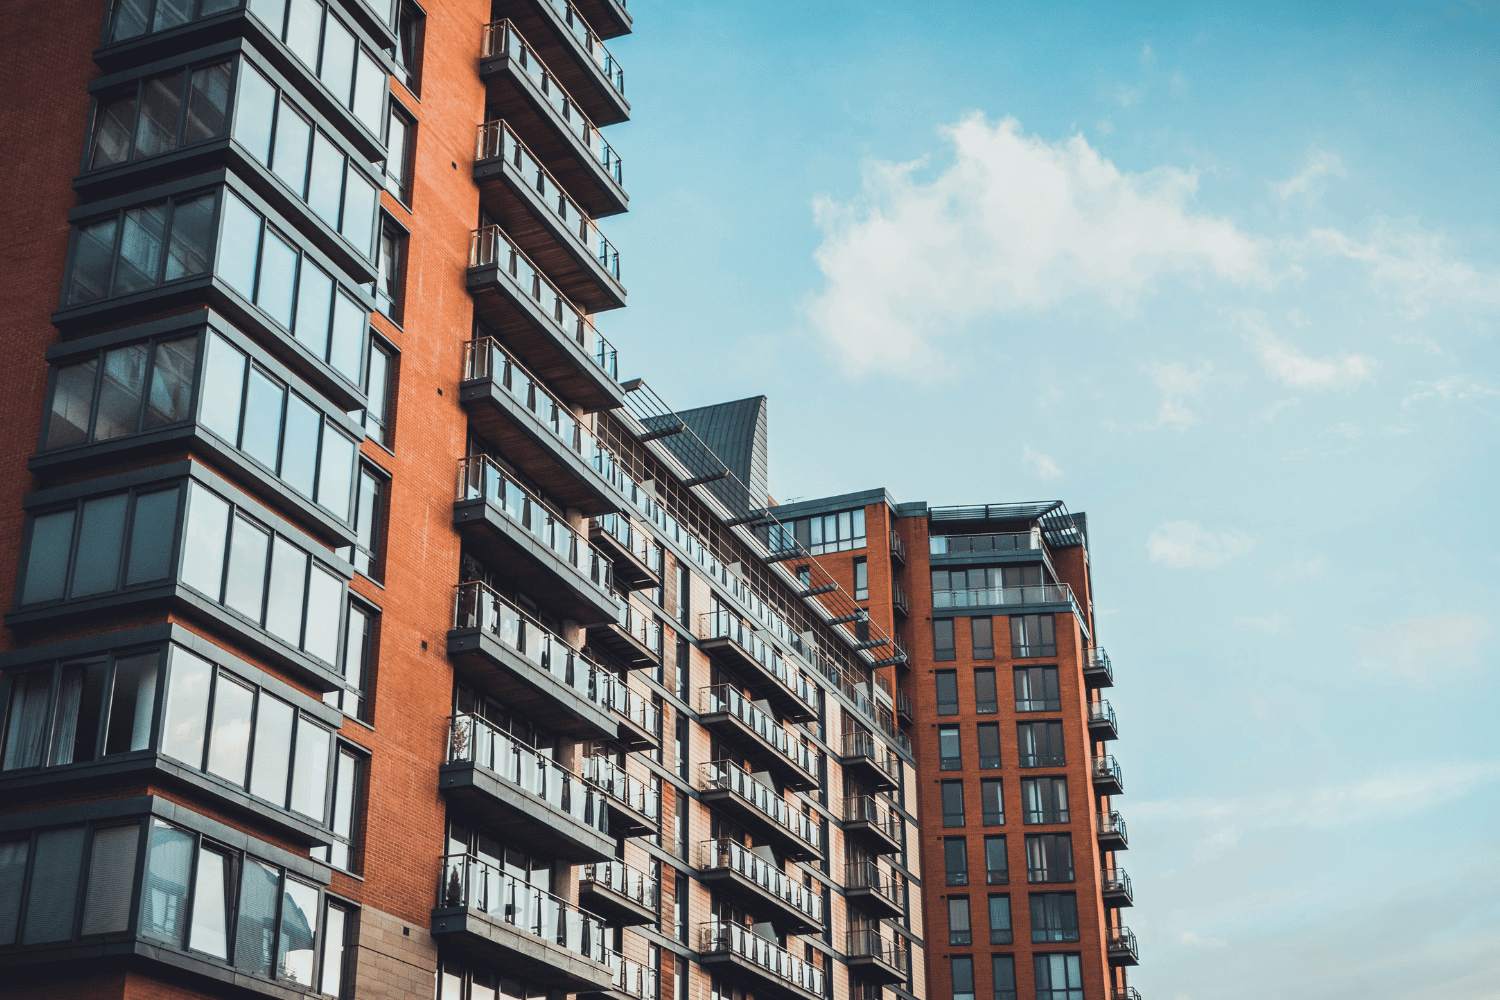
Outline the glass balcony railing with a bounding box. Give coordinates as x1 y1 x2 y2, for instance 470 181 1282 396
699 761 820 854
580 859 658 911
475 121 621 279
841 732 897 781
603 674 657 735
593 512 652 565
1088 700 1118 732
699 921 823 997
929 529 1043 555
845 796 901 841
611 600 662 655
468 226 619 381
456 454 615 592
581 755 658 820
1093 755 1124 790
601 948 658 1000
465 337 611 458
700 685 818 777
446 714 607 834
932 582 1074 609
479 20 623 184
844 861 901 909
700 840 823 925
1086 647 1115 681
847 928 906 971
438 852 610 961
536 0 625 96
698 610 815 711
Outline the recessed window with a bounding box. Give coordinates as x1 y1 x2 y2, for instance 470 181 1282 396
1034 953 1083 1000
977 722 1001 769
384 101 416 204
1010 613 1056 658
983 834 1008 885
1014 666 1060 712
935 669 958 715
1029 892 1079 943
941 780 965 828
974 668 997 714
339 464 387 580
943 836 968 886
853 557 868 601
356 335 396 449
980 778 1004 826
1017 721 1065 767
950 955 975 1000
395 1 425 93
374 217 408 323
988 896 1013 946
325 598 376 720
970 616 993 658
1020 777 1069 825
1025 833 1073 883
933 619 956 662
938 725 961 770
946 895 971 945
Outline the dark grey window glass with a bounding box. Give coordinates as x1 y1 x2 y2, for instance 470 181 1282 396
950 955 975 1000
66 193 213 306
1025 833 1073 883
207 672 254 785
82 824 141 935
941 780 965 828
69 494 129 597
134 71 184 158
23 826 86 943
984 835 1008 884
126 487 180 585
988 897 1012 946
971 616 993 658
977 722 1001 768
938 725 960 770
943 837 967 886
974 668 997 714
185 62 232 143
23 509 77 604
189 845 233 958
46 359 97 448
853 557 868 600
0 840 27 945
250 694 293 804
1015 666 1061 712
1018 721 1065 767
935 669 958 716
146 337 198 426
375 220 406 321
1010 613 1056 658
68 217 119 303
1029 892 1079 943
165 193 215 279
95 343 149 440
981 778 1004 826
947 895 971 946
113 204 168 296
105 651 161 755
1034 953 1082 1000
933 619 955 661
161 646 213 766
278 877 321 985
49 657 108 766
89 88 137 168
235 858 280 977
1020 778 1069 825
2 671 51 770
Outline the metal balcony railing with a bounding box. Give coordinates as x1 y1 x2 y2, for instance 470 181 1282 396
932 582 1074 610
700 840 822 924
846 928 906 971
699 761 820 853
1112 988 1142 1000
896 690 913 721
580 859 658 911
928 529 1043 555
841 732 898 781
844 861 901 909
1102 868 1133 902
700 686 818 777
479 20 623 183
1093 755 1124 790
697 610 815 712
604 674 657 735
446 714 608 833
581 755 658 819
593 512 652 566
891 580 910 616
475 120 621 279
1098 810 1128 844
602 949 658 1000
438 853 610 960
1086 647 1115 681
1089 700 1117 731
1107 927 1140 962
535 0 626 95
468 225 619 380
464 337 620 464
457 454 615 591
610 599 662 656
699 921 823 996
888 529 906 564
844 796 901 841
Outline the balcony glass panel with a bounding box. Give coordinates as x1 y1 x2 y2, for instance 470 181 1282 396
698 761 818 853
700 839 822 924
929 530 1043 555
701 686 816 776
579 859 657 911
438 852 609 960
932 583 1073 609
698 921 823 996
446 713 608 834
580 755 657 819
538 0 625 96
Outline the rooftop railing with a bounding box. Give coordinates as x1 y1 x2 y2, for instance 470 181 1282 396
699 921 823 996
700 840 822 924
844 861 901 909
447 714 608 833
929 529 1043 555
932 582 1074 610
537 0 626 95
699 761 820 853
475 121 621 279
582 755 658 819
580 859 658 911
457 454 615 592
697 610 816 713
469 225 619 381
480 21 623 184
439 852 611 961
464 337 620 465
844 796 901 841
701 685 818 777
846 928 906 971
841 732 897 781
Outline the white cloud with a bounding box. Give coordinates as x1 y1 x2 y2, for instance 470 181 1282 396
1244 315 1375 389
1177 931 1229 950
1309 223 1500 317
806 114 1271 377
1274 147 1346 202
1022 446 1062 480
1401 375 1500 408
1359 613 1492 681
1148 360 1213 428
1148 520 1255 568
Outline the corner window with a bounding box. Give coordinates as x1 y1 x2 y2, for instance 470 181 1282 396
86 60 231 170
42 334 198 450
933 619 955 662
789 508 866 554
248 0 387 135
106 0 242 45
853 558 867 601
65 190 215 305
19 485 182 607
1 649 161 771
934 669 958 715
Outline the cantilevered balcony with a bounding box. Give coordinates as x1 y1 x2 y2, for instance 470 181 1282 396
573 0 630 39
441 713 613 862
698 840 824 934
590 513 660 590
603 675 659 751
843 861 903 919
475 121 624 312
1093 755 1125 796
1088 700 1119 741
843 796 902 856
845 928 907 985
582 755 659 836
434 853 616 991
839 732 899 792
578 859 658 926
479 21 627 217
584 950 659 1000
488 3 629 125
888 529 907 566
461 339 626 515
587 599 661 669
697 611 817 723
1107 927 1141 966
931 582 1077 613
1112 989 1142 1000
698 761 822 862
897 690 914 726
450 581 618 742
454 455 620 625
1085 647 1115 688
698 686 819 792
698 922 823 1000
1098 810 1129 851
468 226 622 412
1102 868 1134 908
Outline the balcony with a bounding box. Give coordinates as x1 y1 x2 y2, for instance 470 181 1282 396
460 339 626 517
1098 811 1129 851
573 0 631 39
590 513 660 590
888 529 907 566
891 580 910 618
1113 989 1143 1000
843 861 903 920
698 921 823 1000
929 529 1044 556
839 732 899 792
843 796 902 856
1093 755 1125 796
479 21 627 217
454 455 620 625
434 853 615 991
697 611 817 723
584 951 659 1000
698 761 822 862
469 226 623 411
698 686 820 792
1107 927 1141 966
698 839 824 934
1085 647 1115 688
587 599 662 669
441 713 613 862
603 675 659 751
931 582 1076 612
896 690 914 725
845 929 907 985
488 4 629 125
1088 700 1119 741
581 755 659 836
578 859 658 926
1102 868 1134 908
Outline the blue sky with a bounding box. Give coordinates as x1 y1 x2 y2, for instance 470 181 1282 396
599 3 1500 996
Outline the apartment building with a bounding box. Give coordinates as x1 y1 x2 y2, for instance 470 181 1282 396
767 494 1138 1000
0 7 936 1000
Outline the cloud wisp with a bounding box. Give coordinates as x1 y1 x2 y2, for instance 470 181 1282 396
1147 520 1256 568
1274 147 1346 202
1244 315 1376 390
1022 446 1062 480
1359 613 1492 681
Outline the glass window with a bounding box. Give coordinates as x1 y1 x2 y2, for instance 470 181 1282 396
981 779 1004 826
133 71 184 159
217 190 262 297
0 839 28 945
2 672 51 771
360 337 394 447
314 747 363 871
22 509 75 605
49 658 108 766
182 482 230 598
974 668 997 714
943 837 967 886
984 835 1008 885
224 513 270 620
950 955 975 1000
970 616 993 658
1010 613 1056 658
291 718 332 820
1017 721 1065 768
1025 834 1073 883
70 493 129 597
344 465 385 579
146 336 197 426
304 567 344 664
343 169 378 257
241 364 284 467
1033 953 1082 1000
326 600 373 719
375 219 406 321
265 536 310 644
295 262 334 359
307 131 344 226
189 845 234 958
321 901 350 995
46 358 97 448
140 819 193 946
1020 778 1069 825
235 859 280 977
161 646 213 766
89 87 137 168
67 217 119 303
278 877 321 985
284 0 324 69
82 824 141 936
258 230 299 329
947 896 971 946
385 103 414 202
853 558 868 600
932 618 955 661
935 669 958 715
280 394 321 497
200 331 246 443
94 342 149 440
126 487 179 585
105 651 160 756
23 827 86 943
1014 666 1061 712
250 694 294 805
207 672 254 785
988 897 1012 946
233 62 276 164
395 2 424 92
1029 892 1079 943
315 424 355 520
352 47 385 131
934 724 960 771
942 780 965 827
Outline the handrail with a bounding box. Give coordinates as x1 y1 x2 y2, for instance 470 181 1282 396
700 685 818 777
844 860 901 907
698 760 820 852
1107 926 1140 960
932 582 1074 609
582 755 658 819
1102 867 1132 899
698 921 823 995
601 948 658 1000
888 529 906 563
891 580 910 615
697 610 816 712
446 714 608 833
844 795 900 840
896 690 914 720
463 335 604 457
1098 810 1128 844
479 20 623 183
700 840 822 923
439 852 610 961
846 928 906 970
612 599 662 656
1112 988 1142 1000
580 859 658 910
1088 700 1117 731
456 453 616 592
533 0 625 95
1093 755 1124 790
468 225 619 380
593 512 652 566
1086 647 1114 680
604 674 657 735
929 528 1043 555
840 732 897 779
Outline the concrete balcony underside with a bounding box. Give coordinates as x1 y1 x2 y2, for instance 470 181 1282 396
573 0 631 39
590 525 659 590
696 865 822 935
843 884 903 920
698 638 815 724
698 950 821 1000
447 626 617 743
586 619 660 669
842 817 902 856
697 711 818 792
438 760 614 863
846 951 905 985
599 793 657 839
431 907 616 992
578 878 656 927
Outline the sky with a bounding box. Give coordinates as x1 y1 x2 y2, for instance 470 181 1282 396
595 3 1500 997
